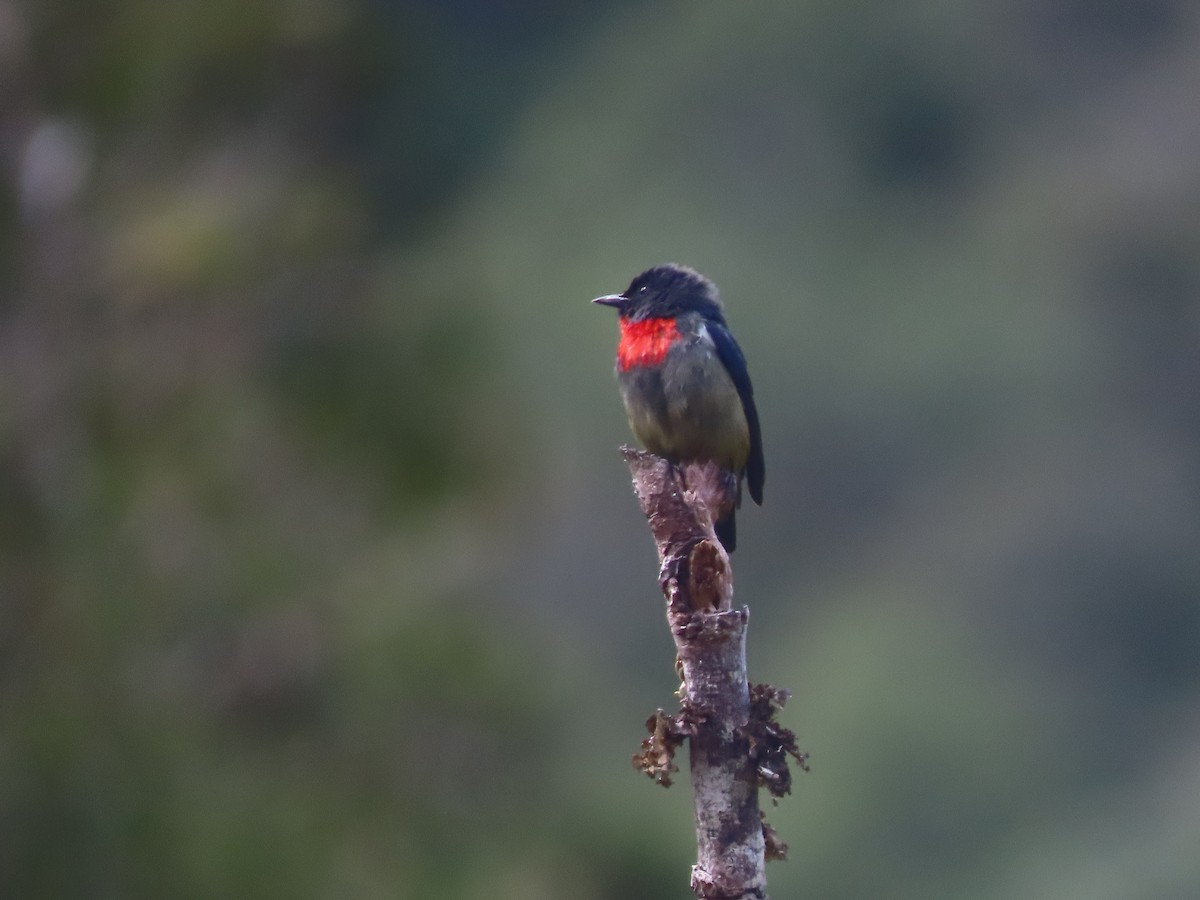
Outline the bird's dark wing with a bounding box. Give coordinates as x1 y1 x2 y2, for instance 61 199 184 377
709 321 764 505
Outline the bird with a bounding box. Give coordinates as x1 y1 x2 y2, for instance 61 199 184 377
594 263 763 551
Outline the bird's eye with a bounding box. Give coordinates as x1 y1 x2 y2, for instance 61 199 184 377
638 285 649 294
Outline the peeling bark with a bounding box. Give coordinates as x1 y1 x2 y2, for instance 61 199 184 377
623 448 767 900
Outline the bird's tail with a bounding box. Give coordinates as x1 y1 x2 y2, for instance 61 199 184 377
714 512 737 553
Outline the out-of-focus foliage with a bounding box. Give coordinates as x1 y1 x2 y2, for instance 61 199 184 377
3 0 1200 897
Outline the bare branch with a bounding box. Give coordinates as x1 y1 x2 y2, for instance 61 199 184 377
622 447 771 900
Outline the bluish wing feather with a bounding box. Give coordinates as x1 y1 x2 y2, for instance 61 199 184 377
708 321 764 505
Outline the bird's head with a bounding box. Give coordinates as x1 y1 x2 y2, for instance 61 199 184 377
593 263 725 323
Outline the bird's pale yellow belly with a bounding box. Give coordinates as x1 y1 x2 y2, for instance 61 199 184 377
618 339 750 472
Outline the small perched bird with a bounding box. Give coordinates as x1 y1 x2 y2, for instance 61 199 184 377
594 264 764 551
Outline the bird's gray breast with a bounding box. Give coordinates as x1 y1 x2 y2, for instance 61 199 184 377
617 325 749 468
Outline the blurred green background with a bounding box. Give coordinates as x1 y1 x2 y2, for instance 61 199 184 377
4 1 1200 897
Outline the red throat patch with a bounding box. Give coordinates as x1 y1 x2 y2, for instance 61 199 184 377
616 317 679 371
